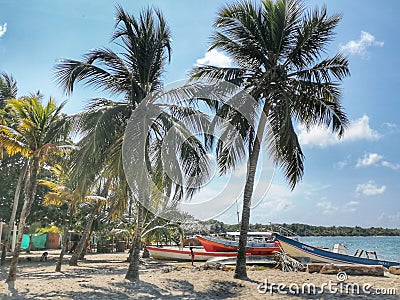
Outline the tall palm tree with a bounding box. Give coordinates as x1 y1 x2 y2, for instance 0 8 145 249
55 6 210 281
191 0 350 279
0 96 70 282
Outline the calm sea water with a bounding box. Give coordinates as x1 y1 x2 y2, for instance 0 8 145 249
299 236 400 263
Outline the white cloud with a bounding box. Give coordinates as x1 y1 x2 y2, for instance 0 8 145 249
316 200 338 214
383 122 397 130
356 153 383 168
0 23 7 38
196 49 232 68
344 201 360 212
381 161 400 170
378 212 400 227
316 199 360 214
340 31 384 57
298 115 380 147
355 180 386 196
355 152 400 170
335 155 351 169
258 198 292 214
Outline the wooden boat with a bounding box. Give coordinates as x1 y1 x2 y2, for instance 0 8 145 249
275 233 400 268
146 246 249 262
196 232 281 255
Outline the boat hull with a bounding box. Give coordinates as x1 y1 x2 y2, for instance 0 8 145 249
146 246 247 262
275 234 400 268
207 255 276 265
197 235 281 255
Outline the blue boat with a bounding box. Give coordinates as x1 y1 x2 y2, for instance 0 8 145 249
275 233 400 268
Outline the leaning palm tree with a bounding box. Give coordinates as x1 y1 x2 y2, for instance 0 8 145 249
0 96 70 282
0 72 20 265
191 0 350 279
55 6 210 281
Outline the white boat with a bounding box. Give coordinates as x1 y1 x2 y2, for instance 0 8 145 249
146 246 249 262
207 255 276 265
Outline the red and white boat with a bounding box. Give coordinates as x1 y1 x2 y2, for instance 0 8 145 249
146 245 250 261
197 232 281 255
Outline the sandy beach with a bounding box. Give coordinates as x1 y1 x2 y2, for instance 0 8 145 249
0 250 399 299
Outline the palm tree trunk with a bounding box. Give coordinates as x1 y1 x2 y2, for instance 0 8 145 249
6 158 39 283
55 207 72 272
234 103 269 280
1 159 28 265
79 229 92 260
69 204 98 266
26 234 33 253
125 204 143 281
69 180 110 266
55 225 69 272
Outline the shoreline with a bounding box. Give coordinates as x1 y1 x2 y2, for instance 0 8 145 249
0 250 399 299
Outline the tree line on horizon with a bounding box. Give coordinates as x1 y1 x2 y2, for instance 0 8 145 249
203 220 400 236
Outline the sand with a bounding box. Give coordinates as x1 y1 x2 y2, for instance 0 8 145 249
0 250 399 299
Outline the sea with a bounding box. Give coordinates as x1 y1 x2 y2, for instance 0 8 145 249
299 236 400 263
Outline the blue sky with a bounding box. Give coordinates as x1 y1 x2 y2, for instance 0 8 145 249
1 0 399 228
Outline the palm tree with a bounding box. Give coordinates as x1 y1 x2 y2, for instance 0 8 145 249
0 72 17 109
38 164 91 271
0 96 70 282
55 6 210 281
191 0 350 279
0 72 20 265
68 183 109 266
0 156 27 265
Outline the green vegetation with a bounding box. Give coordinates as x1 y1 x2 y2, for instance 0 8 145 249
203 220 400 236
275 223 400 236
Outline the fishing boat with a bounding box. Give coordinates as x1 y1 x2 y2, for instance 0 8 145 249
275 233 400 268
146 245 250 262
197 232 281 255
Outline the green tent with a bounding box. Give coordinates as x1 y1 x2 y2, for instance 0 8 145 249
19 234 47 249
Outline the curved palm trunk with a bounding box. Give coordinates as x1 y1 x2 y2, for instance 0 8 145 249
55 225 69 272
79 228 93 260
234 104 269 280
69 180 110 266
55 207 72 272
125 204 143 281
69 204 98 266
6 158 39 283
1 159 28 265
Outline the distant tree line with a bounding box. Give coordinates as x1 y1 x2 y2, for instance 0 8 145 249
202 220 400 236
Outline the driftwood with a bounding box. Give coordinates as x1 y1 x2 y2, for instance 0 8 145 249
274 252 306 272
307 263 325 273
319 264 385 276
389 266 400 275
202 262 226 271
